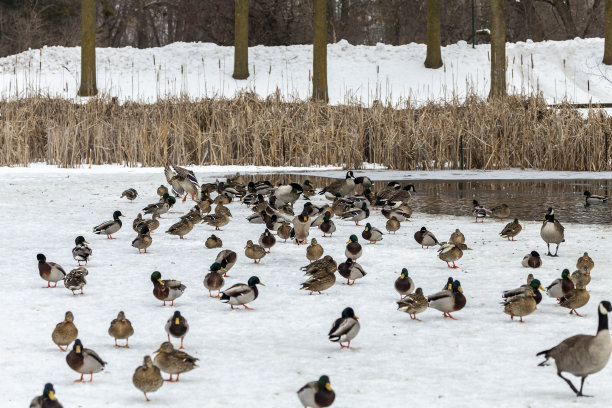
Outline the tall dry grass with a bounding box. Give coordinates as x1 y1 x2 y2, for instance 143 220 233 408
1 93 610 170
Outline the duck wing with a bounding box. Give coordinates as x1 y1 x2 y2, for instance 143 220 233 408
222 283 252 298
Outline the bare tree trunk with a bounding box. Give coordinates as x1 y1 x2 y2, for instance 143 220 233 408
233 0 249 80
313 0 328 102
604 0 612 64
78 0 97 96
489 0 506 99
552 0 578 38
424 0 442 69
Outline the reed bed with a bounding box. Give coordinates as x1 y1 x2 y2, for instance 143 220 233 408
0 93 610 170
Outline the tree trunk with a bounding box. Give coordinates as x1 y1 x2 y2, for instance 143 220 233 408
552 0 578 38
604 0 612 64
424 0 442 69
489 0 506 99
313 0 328 102
233 0 249 80
78 0 97 96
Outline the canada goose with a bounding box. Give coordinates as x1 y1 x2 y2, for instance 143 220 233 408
472 200 487 222
522 251 542 268
297 375 335 408
583 190 607 205
500 219 522 241
273 183 303 205
353 176 373 195
537 301 612 397
319 171 355 197
540 207 564 256
414 227 439 248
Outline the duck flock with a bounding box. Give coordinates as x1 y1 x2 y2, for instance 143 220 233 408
25 166 612 407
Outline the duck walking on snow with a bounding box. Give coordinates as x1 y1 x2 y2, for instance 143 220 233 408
328 307 360 349
37 254 66 288
72 236 92 265
297 375 335 408
66 339 107 382
220 276 264 310
93 210 124 239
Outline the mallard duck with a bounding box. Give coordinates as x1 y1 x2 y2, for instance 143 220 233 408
397 288 428 321
181 207 202 224
214 202 232 217
202 213 230 231
245 240 266 264
258 228 276 253
319 171 355 197
448 229 465 244
30 383 62 408
273 183 303 205
381 205 411 222
168 164 199 202
197 193 212 214
522 251 542 268
220 276 264 309
503 287 537 322
576 252 594 272
395 268 415 299
353 176 373 196
133 213 144 232
72 236 92 266
248 181 274 195
51 311 77 352
301 179 317 197
132 355 163 402
500 218 522 241
297 375 335 408
215 250 237 277
344 235 362 260
320 215 336 237
166 217 194 239
108 311 134 348
153 341 198 382
584 190 608 205
547 269 575 300
414 227 439 248
541 207 565 256
164 165 185 197
143 194 175 218
64 267 88 295
204 262 225 298
503 277 544 305
66 339 107 382
488 203 510 220
362 223 383 244
157 185 168 197
328 307 360 349
92 210 125 239
120 188 138 201
293 211 312 245
427 280 466 320
472 200 487 222
301 255 337 276
572 266 591 288
438 242 470 269
277 222 292 242
132 225 152 253
134 213 159 233
205 234 223 249
301 269 336 295
150 271 186 306
341 202 369 226
165 311 189 349
386 216 400 234
442 276 454 290
311 208 330 228
560 286 590 317
306 238 324 262
337 258 366 286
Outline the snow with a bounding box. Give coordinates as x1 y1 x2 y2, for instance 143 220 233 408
3 166 612 407
1 38 611 105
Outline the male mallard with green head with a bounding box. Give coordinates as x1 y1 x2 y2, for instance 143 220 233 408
522 251 542 268
328 307 360 349
165 311 189 349
320 215 336 237
427 280 466 320
150 271 186 306
93 210 125 239
51 311 77 352
72 236 92 265
259 228 276 253
108 311 134 348
153 341 198 382
30 383 62 408
345 235 362 260
546 269 575 300
362 223 383 244
583 190 608 205
37 254 66 288
337 258 366 286
414 227 439 248
66 339 107 382
220 276 264 309
395 268 415 299
297 375 335 408
341 202 369 226
503 277 544 305
293 210 311 245
132 355 163 402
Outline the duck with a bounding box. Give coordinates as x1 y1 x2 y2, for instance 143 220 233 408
93 210 125 239
397 287 428 321
133 213 160 233
167 164 199 202
584 190 608 205
37 254 66 288
258 229 276 253
108 311 134 348
488 203 510 220
522 251 542 268
571 266 591 288
500 218 522 241
215 250 237 277
202 213 230 231
273 183 303 205
338 258 366 285
132 355 163 402
150 271 186 306
245 240 266 264
560 286 590 317
301 255 337 276
132 225 152 253
297 375 335 408
301 179 317 197
427 280 466 320
362 223 383 244
143 196 174 219
546 269 575 300
306 238 324 262
414 227 439 248
341 202 369 226
66 339 107 382
205 234 223 249
381 205 411 222
319 171 355 197
328 307 360 349
164 165 185 197
301 269 336 295
204 262 225 298
165 311 189 349
385 216 400 234
438 242 470 269
394 268 415 299
153 341 198 382
51 311 78 352
157 185 168 197
166 217 194 240
293 211 312 245
278 222 292 242
449 229 465 244
576 252 594 272
214 202 232 217
30 383 62 408
537 301 612 397
541 207 565 256
181 206 202 224
197 191 212 214
320 215 336 237
345 235 362 261
389 184 417 204
72 236 92 266
133 213 144 232
503 287 537 322
311 208 330 228
472 200 487 222
503 276 544 305
120 188 138 201
442 277 454 290
64 267 88 295
220 276 264 310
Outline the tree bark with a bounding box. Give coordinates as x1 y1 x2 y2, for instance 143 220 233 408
604 0 612 64
552 0 578 38
489 0 506 99
313 0 328 102
78 0 97 96
424 0 443 69
233 0 249 80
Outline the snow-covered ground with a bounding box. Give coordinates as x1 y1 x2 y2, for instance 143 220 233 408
3 165 612 407
1 38 611 105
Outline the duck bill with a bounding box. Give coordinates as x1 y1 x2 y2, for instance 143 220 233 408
258 282 266 286
153 348 161 354
48 390 55 400
157 278 164 285
175 318 180 325
325 383 332 391
84 240 89 244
